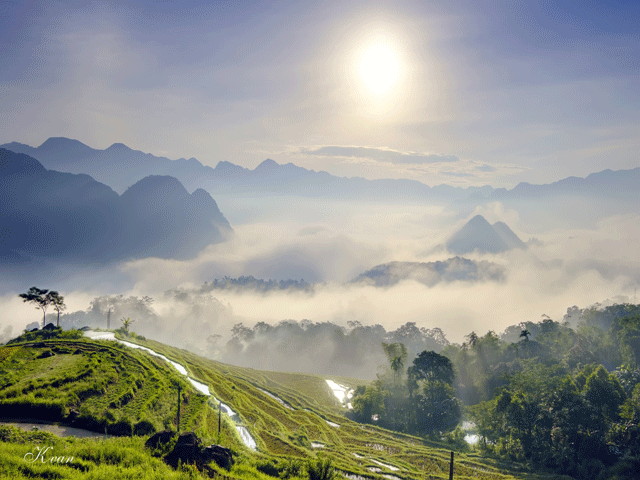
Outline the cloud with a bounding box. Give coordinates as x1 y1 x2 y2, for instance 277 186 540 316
302 146 459 164
441 171 475 178
476 164 497 172
3 201 640 371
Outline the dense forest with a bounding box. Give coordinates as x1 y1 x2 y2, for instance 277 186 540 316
348 303 640 479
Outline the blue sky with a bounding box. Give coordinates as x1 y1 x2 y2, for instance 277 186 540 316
1 0 639 187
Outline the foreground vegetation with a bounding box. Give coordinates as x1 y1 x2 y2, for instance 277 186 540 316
0 326 559 479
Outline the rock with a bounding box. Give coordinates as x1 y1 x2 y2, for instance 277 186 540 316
165 432 202 468
203 444 233 470
37 350 55 358
163 432 233 471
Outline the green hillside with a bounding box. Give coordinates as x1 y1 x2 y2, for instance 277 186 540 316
0 328 563 479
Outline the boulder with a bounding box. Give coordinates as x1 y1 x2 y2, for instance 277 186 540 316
163 432 234 471
164 432 202 468
203 444 233 470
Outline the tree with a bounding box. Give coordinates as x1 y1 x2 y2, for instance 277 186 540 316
382 342 407 385
519 329 531 341
413 380 461 435
466 331 478 349
352 383 385 423
48 291 66 327
19 287 51 328
409 350 455 386
582 365 625 421
121 317 135 333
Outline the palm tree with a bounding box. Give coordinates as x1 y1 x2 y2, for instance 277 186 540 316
382 342 408 385
519 329 531 341
121 317 135 333
465 331 478 350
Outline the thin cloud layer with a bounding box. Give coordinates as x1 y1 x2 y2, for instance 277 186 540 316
303 146 459 164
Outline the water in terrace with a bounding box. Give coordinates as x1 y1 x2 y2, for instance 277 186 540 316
83 330 257 450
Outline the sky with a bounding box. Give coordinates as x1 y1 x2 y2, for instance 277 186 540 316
2 1 639 187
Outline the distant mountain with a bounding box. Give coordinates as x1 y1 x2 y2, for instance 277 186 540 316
120 175 232 259
351 257 505 287
0 149 233 264
492 221 527 250
446 215 525 254
0 137 492 200
488 168 640 200
4 137 639 204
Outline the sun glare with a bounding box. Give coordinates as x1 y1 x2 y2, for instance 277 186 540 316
358 41 401 97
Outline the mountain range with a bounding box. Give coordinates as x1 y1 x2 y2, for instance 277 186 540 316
3 137 639 202
0 149 232 265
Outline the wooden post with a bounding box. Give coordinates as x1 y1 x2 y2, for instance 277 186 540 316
218 399 222 442
449 451 454 480
177 385 181 433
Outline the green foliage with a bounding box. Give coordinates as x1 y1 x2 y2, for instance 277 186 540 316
0 340 203 438
7 326 83 344
0 426 210 479
18 286 52 328
306 458 335 480
351 382 385 423
408 350 454 386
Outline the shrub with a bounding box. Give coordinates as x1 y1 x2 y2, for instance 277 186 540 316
307 458 336 480
107 419 133 436
134 419 156 436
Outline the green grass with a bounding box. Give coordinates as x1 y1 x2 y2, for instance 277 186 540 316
0 331 572 479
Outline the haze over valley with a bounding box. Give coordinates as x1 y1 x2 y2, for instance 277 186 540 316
1 140 638 368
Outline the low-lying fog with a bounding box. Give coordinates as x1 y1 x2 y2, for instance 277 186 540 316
2 197 639 377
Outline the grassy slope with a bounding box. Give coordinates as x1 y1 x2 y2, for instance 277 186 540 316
0 333 569 480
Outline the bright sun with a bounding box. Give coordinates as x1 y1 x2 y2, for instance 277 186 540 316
358 41 401 97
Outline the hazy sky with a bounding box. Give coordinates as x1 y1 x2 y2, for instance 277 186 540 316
2 0 639 187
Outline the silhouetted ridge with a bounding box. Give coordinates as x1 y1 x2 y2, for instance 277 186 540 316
0 148 46 175
0 151 233 265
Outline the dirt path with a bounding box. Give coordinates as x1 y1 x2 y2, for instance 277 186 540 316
0 421 111 439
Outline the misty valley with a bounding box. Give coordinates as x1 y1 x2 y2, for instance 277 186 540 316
2 139 640 480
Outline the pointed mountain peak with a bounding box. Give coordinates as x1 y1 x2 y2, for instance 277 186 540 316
446 215 510 254
106 142 133 152
255 158 279 170
467 215 491 226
